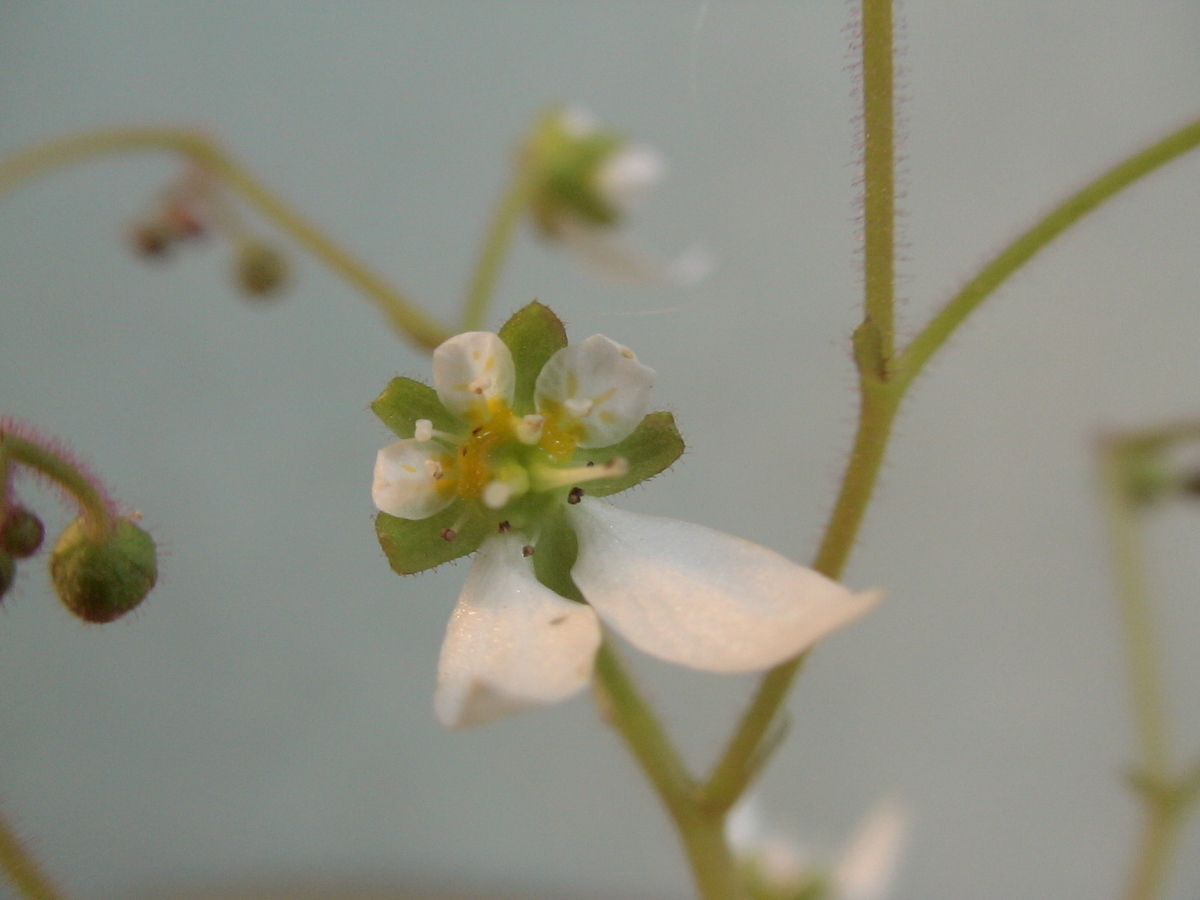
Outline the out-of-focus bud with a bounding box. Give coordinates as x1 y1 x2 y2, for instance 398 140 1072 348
233 240 289 300
130 220 176 259
50 516 158 623
0 505 45 558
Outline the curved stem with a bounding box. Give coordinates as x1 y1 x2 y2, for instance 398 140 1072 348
460 164 536 332
0 128 452 350
0 429 116 539
896 116 1200 390
0 805 67 900
593 642 743 900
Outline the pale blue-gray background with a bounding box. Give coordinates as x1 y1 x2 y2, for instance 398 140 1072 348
2 3 1200 899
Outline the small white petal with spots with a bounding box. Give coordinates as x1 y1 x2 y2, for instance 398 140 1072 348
568 498 880 672
434 534 601 728
372 440 454 520
535 334 655 448
432 331 515 423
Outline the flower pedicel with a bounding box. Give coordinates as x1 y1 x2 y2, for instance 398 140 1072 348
372 302 879 727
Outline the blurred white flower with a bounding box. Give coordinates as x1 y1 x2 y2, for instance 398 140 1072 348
728 796 909 900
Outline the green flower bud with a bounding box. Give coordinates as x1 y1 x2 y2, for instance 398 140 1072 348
233 240 289 299
50 517 157 623
0 505 45 558
0 552 13 601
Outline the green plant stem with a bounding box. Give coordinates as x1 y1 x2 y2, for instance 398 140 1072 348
0 128 451 350
460 165 536 332
860 0 896 361
0 431 115 539
1099 440 1171 776
1122 797 1189 900
895 116 1200 390
0 806 67 900
593 642 743 900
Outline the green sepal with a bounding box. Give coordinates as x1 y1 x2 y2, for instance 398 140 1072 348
574 410 685 497
375 501 489 576
372 376 459 439
531 508 583 602
498 301 568 415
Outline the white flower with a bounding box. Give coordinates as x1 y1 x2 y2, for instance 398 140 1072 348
728 797 909 900
373 324 879 727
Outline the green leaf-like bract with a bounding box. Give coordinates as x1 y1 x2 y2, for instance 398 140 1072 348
371 376 458 439
498 301 567 415
574 411 685 497
375 501 489 576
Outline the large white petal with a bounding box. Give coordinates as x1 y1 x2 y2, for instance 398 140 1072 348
535 333 655 448
568 499 880 673
372 440 454 520
431 331 515 423
434 534 601 728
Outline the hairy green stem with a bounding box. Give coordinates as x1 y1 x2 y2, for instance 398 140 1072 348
0 128 451 350
896 116 1200 389
0 430 115 539
860 0 896 362
0 806 67 900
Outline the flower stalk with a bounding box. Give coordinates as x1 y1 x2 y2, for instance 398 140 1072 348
0 805 67 900
0 127 451 349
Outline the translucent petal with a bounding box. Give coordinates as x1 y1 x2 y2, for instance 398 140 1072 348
432 331 515 423
569 499 881 673
596 145 664 214
535 334 656 448
833 798 909 900
551 217 711 286
434 534 601 728
372 440 454 520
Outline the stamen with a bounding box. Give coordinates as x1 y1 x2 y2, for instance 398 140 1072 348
530 457 628 491
497 521 512 533
522 544 535 557
483 479 513 509
567 487 584 504
468 374 493 395
516 414 545 445
440 527 457 542
414 419 434 442
423 458 444 480
564 397 594 418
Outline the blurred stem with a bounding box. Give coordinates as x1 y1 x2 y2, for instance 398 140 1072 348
0 806 67 900
1098 433 1200 900
860 0 896 362
1098 439 1171 776
460 161 537 332
0 127 451 350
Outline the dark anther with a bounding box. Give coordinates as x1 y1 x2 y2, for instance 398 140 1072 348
440 528 457 542
567 487 584 505
498 521 511 533
522 545 535 557
585 460 595 467
472 426 483 435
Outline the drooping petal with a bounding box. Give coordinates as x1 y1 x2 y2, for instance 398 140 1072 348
434 534 601 728
535 334 656 448
595 145 664 215
432 331 515 423
372 440 454 520
568 498 880 673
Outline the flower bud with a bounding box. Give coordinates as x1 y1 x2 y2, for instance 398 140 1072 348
0 505 45 558
233 240 289 299
0 552 13 601
50 517 157 623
